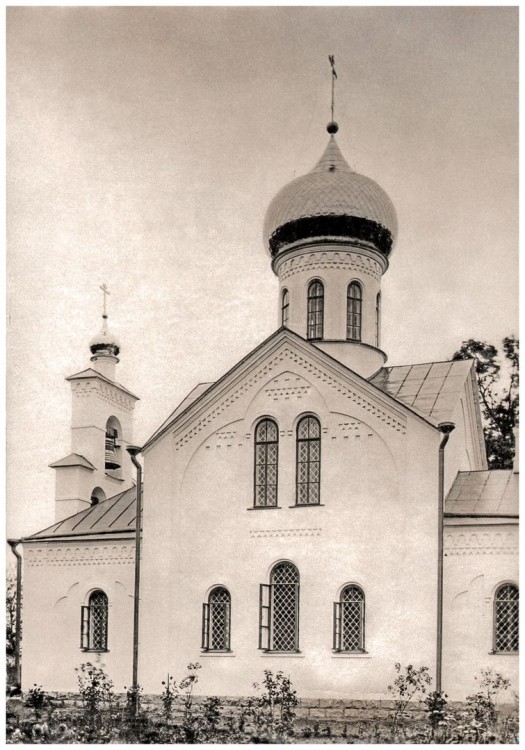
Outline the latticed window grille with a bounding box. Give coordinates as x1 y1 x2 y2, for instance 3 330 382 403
281 289 290 328
259 562 299 652
254 419 279 507
375 292 381 348
296 416 321 505
202 586 231 651
81 590 108 651
333 585 365 652
307 281 324 340
494 584 519 653
347 282 362 341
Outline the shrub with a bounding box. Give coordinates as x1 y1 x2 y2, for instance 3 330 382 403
251 669 298 742
75 662 114 737
24 684 47 719
387 662 432 739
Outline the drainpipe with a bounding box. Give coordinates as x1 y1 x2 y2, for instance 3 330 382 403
436 422 455 694
7 539 23 687
127 446 143 716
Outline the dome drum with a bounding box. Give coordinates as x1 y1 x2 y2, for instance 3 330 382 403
268 213 394 258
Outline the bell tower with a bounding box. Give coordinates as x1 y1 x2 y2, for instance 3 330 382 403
50 286 139 522
263 61 397 379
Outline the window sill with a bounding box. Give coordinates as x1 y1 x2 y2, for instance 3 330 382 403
289 504 324 508
260 651 304 658
81 649 109 653
332 652 370 659
200 651 236 657
247 506 281 510
489 651 519 656
105 472 124 482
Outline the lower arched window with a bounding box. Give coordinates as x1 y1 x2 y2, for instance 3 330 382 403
494 584 518 653
81 590 108 651
259 562 300 652
333 585 365 652
202 586 231 651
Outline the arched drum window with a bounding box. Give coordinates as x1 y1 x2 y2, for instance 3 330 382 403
307 281 324 340
347 282 362 341
81 590 108 651
281 289 289 328
254 419 279 507
494 584 519 652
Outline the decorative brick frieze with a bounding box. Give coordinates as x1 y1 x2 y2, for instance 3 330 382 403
278 251 382 282
264 374 311 401
444 531 517 556
173 346 405 450
25 543 135 567
72 380 135 413
249 528 322 539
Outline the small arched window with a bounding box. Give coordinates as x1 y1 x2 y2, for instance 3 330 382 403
202 586 231 652
347 282 362 342
81 590 108 651
494 584 519 653
333 585 365 652
281 289 289 328
260 562 300 652
254 419 279 507
375 292 381 348
307 281 324 340
90 487 106 506
296 416 321 505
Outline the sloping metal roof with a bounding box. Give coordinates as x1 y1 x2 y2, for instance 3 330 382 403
48 453 95 470
145 382 214 448
370 359 473 422
66 368 139 400
26 485 138 540
445 470 518 517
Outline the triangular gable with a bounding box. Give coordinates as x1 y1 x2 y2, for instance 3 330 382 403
142 327 442 453
66 368 139 401
48 453 96 470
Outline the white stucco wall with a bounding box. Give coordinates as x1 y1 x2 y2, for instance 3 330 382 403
140 340 441 697
22 538 135 692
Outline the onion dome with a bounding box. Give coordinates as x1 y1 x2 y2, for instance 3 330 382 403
264 129 397 258
89 328 120 358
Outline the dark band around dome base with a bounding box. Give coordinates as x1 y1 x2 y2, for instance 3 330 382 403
268 214 394 257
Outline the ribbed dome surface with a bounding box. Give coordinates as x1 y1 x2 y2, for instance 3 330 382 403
264 136 397 257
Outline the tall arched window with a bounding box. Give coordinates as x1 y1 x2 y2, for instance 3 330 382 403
202 586 231 652
105 416 122 472
347 282 362 341
81 590 108 651
259 562 300 652
494 584 519 652
333 585 365 652
254 419 279 507
375 292 381 348
281 289 289 328
296 416 321 505
307 281 324 340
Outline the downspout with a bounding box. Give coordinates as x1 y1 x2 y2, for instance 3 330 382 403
126 445 143 716
436 422 455 694
7 539 23 687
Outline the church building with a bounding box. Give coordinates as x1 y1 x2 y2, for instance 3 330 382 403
19 119 518 701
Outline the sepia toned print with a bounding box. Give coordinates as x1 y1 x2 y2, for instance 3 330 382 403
7 6 517 743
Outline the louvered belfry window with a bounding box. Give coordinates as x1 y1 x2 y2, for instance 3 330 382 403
494 584 519 652
307 281 324 340
296 416 321 505
333 585 365 652
254 419 279 507
81 590 108 651
202 587 231 652
347 282 362 341
259 562 300 652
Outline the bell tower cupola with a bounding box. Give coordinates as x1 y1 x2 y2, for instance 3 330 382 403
264 60 397 379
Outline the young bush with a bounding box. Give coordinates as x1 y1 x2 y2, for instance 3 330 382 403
75 662 114 738
251 669 298 742
24 684 47 719
387 662 432 740
423 690 448 741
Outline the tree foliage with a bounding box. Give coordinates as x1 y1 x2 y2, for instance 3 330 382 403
452 336 519 469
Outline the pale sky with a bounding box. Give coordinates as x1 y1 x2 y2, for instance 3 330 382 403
7 7 518 538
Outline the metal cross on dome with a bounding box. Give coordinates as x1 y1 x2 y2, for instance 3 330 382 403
100 283 110 320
